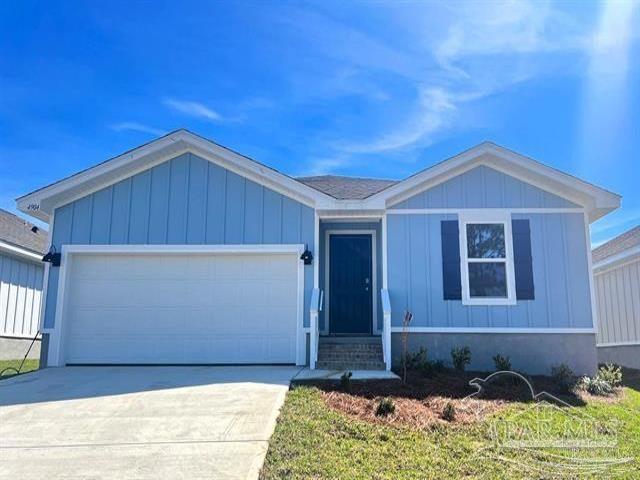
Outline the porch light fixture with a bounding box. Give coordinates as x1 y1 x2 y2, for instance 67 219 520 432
300 247 313 265
42 246 61 267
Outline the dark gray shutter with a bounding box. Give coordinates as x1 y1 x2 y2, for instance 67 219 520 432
441 220 462 300
512 219 535 300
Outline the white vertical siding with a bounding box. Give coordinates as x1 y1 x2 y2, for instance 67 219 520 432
595 256 640 345
0 252 44 338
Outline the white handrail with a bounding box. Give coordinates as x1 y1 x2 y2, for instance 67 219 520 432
381 289 392 371
310 288 322 370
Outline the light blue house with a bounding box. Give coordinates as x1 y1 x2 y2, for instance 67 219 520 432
17 130 620 374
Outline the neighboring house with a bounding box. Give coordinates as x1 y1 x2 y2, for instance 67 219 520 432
593 226 640 369
0 209 47 360
17 130 619 374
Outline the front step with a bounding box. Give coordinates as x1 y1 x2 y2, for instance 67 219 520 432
316 337 385 371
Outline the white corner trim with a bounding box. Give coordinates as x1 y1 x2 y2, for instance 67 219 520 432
0 240 43 262
390 327 597 334
458 211 517 306
46 243 307 367
583 212 599 333
597 340 640 348
324 229 378 335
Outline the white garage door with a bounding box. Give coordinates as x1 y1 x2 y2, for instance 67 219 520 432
62 251 300 364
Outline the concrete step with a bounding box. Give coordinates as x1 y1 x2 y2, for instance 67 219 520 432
315 360 387 371
318 343 382 351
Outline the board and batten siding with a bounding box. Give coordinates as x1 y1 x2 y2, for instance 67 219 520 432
43 152 315 330
595 256 640 345
386 211 592 328
0 252 44 338
391 165 579 209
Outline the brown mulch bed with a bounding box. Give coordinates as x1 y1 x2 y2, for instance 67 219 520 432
304 370 591 429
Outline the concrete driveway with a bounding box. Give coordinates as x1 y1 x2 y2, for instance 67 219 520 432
0 366 300 479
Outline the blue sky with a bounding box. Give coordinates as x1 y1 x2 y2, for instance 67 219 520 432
1 1 638 245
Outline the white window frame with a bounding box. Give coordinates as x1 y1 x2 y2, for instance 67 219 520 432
458 211 517 306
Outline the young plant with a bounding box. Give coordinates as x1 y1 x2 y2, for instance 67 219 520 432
400 311 414 384
340 371 353 391
375 397 396 417
493 354 512 371
597 364 622 388
550 363 576 392
579 376 615 396
441 402 456 422
451 346 471 372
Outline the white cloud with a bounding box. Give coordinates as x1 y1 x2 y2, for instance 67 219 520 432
297 157 350 177
163 98 224 122
109 122 164 136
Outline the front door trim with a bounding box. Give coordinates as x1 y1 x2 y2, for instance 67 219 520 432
324 229 377 335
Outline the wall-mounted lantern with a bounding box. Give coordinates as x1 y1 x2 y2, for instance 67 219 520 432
42 246 61 267
300 247 313 265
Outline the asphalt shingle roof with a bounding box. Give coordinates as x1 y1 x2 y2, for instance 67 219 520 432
0 209 48 255
296 175 398 200
592 225 640 263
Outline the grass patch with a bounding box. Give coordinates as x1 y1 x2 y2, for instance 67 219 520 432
0 359 39 380
261 379 640 479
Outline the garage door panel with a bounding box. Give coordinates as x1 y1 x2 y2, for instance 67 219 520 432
63 252 299 364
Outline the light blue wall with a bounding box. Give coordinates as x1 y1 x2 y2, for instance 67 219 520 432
319 221 383 333
386 212 592 328
43 153 315 329
392 166 579 209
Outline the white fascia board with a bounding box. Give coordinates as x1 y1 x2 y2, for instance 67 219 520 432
593 246 640 273
61 244 306 255
364 142 620 222
0 240 43 262
16 130 337 222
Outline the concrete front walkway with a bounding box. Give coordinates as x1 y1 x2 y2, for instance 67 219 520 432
0 366 301 480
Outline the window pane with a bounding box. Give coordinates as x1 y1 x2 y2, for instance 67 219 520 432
466 224 505 258
468 262 507 298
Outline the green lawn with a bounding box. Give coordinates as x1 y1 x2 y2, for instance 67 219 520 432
0 359 39 379
261 382 640 479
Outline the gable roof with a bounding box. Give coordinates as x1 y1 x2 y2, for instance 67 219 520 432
366 141 620 221
16 131 620 223
593 225 640 265
297 175 397 200
0 209 48 256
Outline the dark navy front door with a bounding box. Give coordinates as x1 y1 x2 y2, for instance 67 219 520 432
329 234 373 334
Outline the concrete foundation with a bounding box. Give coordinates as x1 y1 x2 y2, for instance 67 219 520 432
598 345 640 370
0 336 41 361
391 332 598 376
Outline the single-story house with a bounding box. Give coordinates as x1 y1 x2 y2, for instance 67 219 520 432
593 226 640 369
0 209 47 360
17 130 620 374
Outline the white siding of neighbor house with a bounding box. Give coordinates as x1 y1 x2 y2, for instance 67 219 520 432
595 255 640 345
0 252 43 338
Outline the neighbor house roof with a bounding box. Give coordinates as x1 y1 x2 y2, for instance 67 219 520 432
16 129 621 223
593 226 640 266
296 175 398 200
0 209 48 258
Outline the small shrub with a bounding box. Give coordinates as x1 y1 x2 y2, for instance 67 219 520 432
579 375 615 396
441 402 456 422
375 397 396 417
597 363 622 388
551 363 576 392
402 347 428 372
493 354 512 371
421 359 447 377
451 346 471 371
340 371 353 391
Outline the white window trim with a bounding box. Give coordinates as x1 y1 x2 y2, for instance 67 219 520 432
458 211 517 306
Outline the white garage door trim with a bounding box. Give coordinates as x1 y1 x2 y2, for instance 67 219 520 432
47 244 306 367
